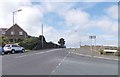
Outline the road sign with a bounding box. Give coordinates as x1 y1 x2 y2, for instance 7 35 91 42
89 36 96 39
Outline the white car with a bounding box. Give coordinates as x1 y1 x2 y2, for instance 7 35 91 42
3 44 25 54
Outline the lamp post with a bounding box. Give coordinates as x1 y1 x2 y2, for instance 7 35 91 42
12 9 22 42
80 39 82 48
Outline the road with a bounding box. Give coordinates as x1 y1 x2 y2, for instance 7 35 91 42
2 48 118 75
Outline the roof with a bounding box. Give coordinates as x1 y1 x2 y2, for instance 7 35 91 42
7 23 27 34
0 28 8 31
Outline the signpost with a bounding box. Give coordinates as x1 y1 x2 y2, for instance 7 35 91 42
89 36 96 57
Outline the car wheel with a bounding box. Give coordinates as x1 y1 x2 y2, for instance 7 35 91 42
22 49 25 53
1 52 4 55
11 50 15 54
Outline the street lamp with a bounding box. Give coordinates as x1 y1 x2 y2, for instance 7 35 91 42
12 9 22 42
13 9 22 26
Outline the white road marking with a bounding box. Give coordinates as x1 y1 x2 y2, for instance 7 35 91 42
15 49 62 59
46 49 61 53
93 56 118 61
58 63 61 66
2 54 21 58
29 54 34 56
71 52 118 61
34 52 45 54
15 55 27 58
50 51 70 74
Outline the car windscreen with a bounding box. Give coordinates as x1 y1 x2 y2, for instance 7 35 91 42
5 45 10 47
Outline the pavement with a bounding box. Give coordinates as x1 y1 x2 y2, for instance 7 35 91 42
72 48 119 61
2 48 118 75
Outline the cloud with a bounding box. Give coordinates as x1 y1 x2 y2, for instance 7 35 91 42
0 0 32 27
87 15 118 46
0 1 118 47
33 0 119 2
96 35 118 46
16 5 44 35
106 5 118 20
62 9 90 27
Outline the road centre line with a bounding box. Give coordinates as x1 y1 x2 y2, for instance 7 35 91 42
50 52 70 74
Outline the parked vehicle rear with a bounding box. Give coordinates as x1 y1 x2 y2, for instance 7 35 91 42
0 46 4 55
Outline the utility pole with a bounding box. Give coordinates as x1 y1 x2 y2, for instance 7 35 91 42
41 24 43 49
80 39 81 48
80 42 81 47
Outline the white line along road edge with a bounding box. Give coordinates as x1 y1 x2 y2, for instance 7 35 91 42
16 49 62 58
71 52 118 61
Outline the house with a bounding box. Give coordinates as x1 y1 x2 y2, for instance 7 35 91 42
5 24 28 42
0 28 8 35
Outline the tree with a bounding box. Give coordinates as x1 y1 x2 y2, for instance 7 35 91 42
58 38 65 48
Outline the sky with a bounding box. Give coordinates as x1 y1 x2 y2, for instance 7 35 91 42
0 0 119 48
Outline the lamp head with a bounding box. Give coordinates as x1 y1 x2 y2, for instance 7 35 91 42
18 9 22 12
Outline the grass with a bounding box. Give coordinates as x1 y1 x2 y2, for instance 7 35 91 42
24 49 32 53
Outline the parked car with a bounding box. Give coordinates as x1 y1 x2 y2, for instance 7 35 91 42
3 44 25 54
0 46 4 55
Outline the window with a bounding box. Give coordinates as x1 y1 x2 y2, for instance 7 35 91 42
19 31 23 35
2 31 5 34
12 45 20 47
11 31 14 35
12 45 18 47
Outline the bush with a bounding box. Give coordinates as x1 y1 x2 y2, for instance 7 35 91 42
1 36 9 46
19 37 39 50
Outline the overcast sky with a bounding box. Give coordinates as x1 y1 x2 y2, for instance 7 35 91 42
0 0 118 48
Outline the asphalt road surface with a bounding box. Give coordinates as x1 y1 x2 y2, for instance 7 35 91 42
2 48 118 75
